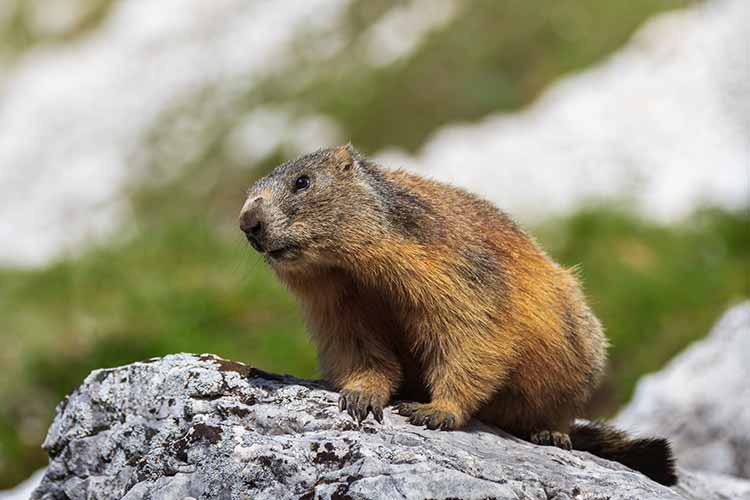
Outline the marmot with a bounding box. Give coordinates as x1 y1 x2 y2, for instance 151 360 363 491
239 144 676 485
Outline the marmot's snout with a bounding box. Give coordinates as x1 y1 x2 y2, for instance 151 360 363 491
239 193 300 262
239 196 267 252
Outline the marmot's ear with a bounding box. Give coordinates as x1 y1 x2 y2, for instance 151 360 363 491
333 143 362 172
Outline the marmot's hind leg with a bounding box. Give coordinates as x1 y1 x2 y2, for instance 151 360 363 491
530 430 572 450
477 389 576 451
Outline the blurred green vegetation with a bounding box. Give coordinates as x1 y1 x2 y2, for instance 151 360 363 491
0 0 114 60
1 0 731 489
279 0 693 152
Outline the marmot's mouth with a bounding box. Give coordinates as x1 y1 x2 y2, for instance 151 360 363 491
267 246 298 261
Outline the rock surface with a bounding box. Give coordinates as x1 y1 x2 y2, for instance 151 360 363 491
32 353 750 500
617 301 750 479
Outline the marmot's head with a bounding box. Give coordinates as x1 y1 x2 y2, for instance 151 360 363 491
240 144 383 268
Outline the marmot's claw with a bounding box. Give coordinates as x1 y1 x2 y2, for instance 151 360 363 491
395 401 418 416
338 389 384 424
396 402 458 431
356 396 369 422
530 430 572 450
439 415 456 430
372 404 383 423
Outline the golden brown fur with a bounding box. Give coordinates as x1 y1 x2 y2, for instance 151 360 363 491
239 144 676 485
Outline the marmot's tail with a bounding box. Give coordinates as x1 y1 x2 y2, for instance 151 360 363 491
570 421 677 486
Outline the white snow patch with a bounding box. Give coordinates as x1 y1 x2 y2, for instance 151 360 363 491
377 0 750 223
224 108 342 165
363 0 460 67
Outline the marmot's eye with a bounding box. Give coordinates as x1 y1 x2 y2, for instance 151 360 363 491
293 175 310 192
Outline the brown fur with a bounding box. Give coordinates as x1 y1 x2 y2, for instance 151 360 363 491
239 144 676 485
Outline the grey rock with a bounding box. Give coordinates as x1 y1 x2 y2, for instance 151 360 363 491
617 301 750 479
33 353 748 500
674 471 750 500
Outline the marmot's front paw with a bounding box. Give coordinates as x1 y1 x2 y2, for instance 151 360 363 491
396 402 458 430
338 389 385 423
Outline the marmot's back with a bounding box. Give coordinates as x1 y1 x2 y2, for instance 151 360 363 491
386 169 608 425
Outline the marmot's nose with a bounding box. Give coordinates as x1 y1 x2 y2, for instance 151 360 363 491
239 197 266 251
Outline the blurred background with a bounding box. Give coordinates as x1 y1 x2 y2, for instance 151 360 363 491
0 0 748 489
